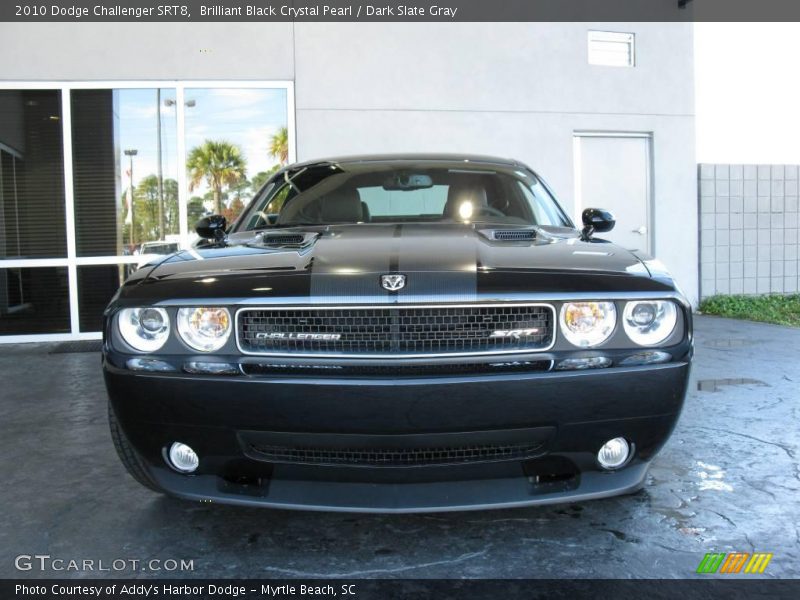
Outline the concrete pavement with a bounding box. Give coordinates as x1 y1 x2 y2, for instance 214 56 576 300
1 315 797 578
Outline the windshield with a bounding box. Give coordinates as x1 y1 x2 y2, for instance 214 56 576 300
235 162 573 231
137 242 179 255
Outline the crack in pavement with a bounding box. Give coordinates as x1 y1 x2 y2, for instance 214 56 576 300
691 426 797 460
467 518 537 525
258 547 491 577
706 509 737 528
521 538 585 549
652 542 698 554
740 477 777 500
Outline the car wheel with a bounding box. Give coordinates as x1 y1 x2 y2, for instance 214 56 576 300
108 402 164 494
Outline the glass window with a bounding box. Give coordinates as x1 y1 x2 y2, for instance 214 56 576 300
517 179 569 226
237 164 571 229
360 185 449 217
72 88 179 257
0 84 293 338
184 87 289 240
0 267 70 334
0 90 67 258
77 264 127 332
588 31 635 67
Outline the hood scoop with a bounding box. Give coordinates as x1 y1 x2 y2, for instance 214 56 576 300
259 231 318 248
483 228 537 242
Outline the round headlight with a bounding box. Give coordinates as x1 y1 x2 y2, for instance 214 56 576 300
622 300 677 346
176 307 232 352
559 301 616 348
118 307 170 353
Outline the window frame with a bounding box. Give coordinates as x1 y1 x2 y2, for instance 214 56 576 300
0 80 295 342
587 30 636 68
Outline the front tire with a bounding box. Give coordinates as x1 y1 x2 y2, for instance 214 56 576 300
108 402 164 494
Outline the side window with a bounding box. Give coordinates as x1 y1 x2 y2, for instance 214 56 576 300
266 184 292 214
517 181 566 226
243 182 294 229
359 185 449 217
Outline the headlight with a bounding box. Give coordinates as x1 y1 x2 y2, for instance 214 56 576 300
118 307 170 352
622 300 677 346
177 307 232 352
559 301 616 347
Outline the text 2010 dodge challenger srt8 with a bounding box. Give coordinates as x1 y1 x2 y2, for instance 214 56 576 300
102 154 692 512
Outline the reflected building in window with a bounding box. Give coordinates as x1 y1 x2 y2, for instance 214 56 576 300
0 90 69 334
0 84 292 339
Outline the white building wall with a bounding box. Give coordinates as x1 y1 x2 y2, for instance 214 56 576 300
0 21 697 303
293 23 697 304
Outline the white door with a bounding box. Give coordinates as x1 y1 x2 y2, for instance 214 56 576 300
574 134 652 252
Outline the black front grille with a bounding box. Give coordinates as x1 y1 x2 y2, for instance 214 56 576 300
248 441 545 467
237 304 554 356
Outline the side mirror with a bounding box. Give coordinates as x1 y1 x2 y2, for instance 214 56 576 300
581 208 615 240
195 215 227 241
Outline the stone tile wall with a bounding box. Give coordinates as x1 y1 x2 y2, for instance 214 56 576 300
699 164 799 297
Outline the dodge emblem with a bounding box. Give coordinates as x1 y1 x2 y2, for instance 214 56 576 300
380 273 406 291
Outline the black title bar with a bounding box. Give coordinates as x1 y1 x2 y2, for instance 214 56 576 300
2 0 800 22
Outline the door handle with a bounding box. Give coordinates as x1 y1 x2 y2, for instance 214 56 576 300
632 225 648 235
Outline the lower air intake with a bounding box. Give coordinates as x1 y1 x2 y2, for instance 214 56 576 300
241 360 552 377
247 441 546 467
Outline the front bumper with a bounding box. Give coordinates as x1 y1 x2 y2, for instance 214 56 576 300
104 357 690 513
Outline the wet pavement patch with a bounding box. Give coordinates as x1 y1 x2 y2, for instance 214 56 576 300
696 378 769 392
49 340 103 354
702 339 751 348
601 528 642 544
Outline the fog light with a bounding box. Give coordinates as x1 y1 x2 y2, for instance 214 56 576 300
183 361 240 375
167 442 199 473
555 356 612 370
597 437 631 470
619 350 672 366
126 358 175 372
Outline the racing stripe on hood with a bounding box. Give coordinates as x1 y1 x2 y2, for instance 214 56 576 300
309 226 393 302
394 226 479 302
308 224 479 303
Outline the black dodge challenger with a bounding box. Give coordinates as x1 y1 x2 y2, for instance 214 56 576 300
103 154 692 512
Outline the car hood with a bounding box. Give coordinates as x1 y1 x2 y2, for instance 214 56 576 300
120 224 677 304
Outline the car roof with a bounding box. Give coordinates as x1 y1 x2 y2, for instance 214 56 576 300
286 153 524 170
